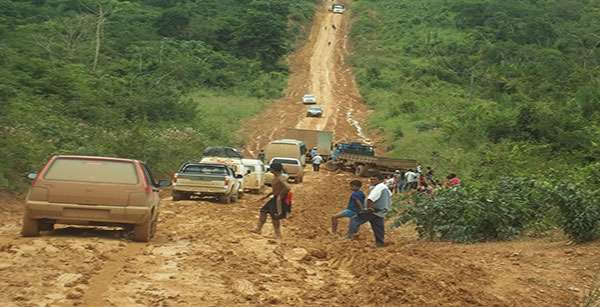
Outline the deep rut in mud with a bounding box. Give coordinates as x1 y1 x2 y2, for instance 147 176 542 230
1 1 599 306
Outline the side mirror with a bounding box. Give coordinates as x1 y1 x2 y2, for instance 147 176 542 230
235 174 244 179
26 172 37 180
158 179 171 188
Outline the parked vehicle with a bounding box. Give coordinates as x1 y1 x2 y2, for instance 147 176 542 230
241 159 266 193
284 128 334 159
330 141 375 159
306 105 323 117
265 157 304 184
172 162 242 203
200 156 246 197
263 139 307 166
326 144 417 177
302 94 317 104
22 155 170 242
202 146 243 159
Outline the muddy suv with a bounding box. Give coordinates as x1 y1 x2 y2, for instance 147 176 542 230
22 155 170 242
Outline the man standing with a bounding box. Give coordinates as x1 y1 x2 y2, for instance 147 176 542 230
312 154 323 172
258 150 265 163
252 162 290 239
310 147 318 159
347 173 392 247
405 169 418 191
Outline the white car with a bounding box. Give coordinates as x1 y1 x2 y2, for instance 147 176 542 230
241 159 266 193
302 94 317 104
332 4 345 14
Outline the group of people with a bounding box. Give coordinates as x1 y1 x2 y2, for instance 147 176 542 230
383 165 461 196
251 159 460 247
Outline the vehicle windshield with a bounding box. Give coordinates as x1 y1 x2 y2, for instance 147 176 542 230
183 164 227 175
303 95 315 99
309 107 322 111
245 165 256 172
271 159 300 165
44 158 139 184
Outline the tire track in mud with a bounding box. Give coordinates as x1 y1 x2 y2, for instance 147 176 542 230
81 243 146 306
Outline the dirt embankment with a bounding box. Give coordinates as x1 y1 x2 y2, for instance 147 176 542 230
1 1 599 306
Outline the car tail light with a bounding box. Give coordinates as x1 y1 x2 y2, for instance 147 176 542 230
172 173 178 183
224 178 229 188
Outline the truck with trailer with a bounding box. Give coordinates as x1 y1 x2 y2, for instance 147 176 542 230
325 142 417 177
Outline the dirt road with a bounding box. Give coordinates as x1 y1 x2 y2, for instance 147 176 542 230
1 1 599 306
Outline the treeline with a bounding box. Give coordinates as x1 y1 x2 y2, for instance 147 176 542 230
350 0 600 241
0 0 316 189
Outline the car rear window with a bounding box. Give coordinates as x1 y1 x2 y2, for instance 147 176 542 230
272 159 299 165
183 164 227 175
44 158 139 184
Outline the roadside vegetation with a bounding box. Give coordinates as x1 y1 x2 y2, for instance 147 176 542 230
0 0 316 189
350 0 600 242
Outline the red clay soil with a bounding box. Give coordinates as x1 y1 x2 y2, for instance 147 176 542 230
0 1 599 306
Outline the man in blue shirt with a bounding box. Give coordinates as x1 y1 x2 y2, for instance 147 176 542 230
347 172 392 247
331 180 365 234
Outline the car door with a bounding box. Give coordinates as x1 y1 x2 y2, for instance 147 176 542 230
141 163 160 210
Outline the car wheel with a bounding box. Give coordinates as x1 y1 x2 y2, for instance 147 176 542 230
39 222 55 232
325 161 339 171
133 213 153 242
21 212 40 237
221 194 232 204
172 190 184 201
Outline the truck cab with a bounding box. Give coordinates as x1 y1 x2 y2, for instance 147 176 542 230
331 142 375 160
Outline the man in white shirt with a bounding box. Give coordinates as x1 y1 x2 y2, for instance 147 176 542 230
346 173 392 247
312 154 323 172
405 169 418 191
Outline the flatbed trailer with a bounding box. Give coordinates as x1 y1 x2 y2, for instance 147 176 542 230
326 153 417 177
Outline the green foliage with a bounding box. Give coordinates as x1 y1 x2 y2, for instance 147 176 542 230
0 0 316 190
351 0 600 180
396 178 543 242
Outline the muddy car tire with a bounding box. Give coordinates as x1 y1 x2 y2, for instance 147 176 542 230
220 194 232 204
39 222 55 232
172 190 189 201
324 161 339 171
133 213 155 242
21 212 40 237
355 165 369 177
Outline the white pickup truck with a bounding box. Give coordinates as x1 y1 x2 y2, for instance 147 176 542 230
172 162 242 203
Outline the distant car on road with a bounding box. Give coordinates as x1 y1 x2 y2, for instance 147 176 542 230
22 155 171 242
332 4 345 14
302 94 317 104
306 105 323 117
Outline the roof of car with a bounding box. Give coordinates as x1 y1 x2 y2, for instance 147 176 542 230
54 155 139 163
241 158 264 165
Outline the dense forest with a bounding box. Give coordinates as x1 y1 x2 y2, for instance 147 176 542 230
0 0 316 189
351 0 600 241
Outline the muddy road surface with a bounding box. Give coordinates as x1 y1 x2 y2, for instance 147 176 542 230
1 1 599 306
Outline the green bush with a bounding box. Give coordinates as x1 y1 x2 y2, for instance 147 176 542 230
396 178 542 242
541 164 600 242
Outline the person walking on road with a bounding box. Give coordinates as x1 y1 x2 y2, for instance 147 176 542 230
347 173 392 247
312 154 323 172
310 147 318 159
252 162 290 239
331 180 365 234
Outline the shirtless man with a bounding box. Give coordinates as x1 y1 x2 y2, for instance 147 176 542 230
252 162 290 239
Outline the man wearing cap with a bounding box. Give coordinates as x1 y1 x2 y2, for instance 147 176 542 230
252 162 290 239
